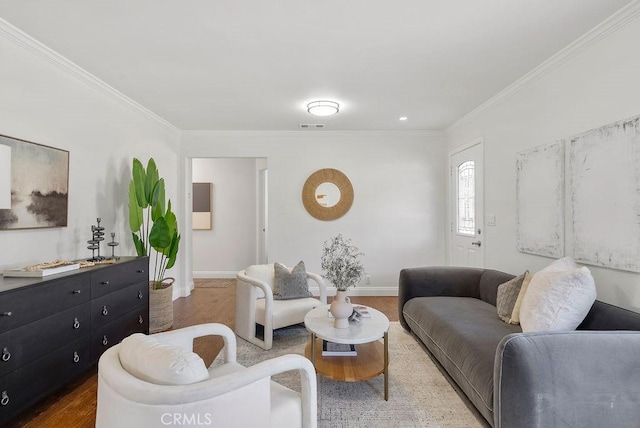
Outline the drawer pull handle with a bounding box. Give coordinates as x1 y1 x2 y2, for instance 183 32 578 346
73 318 80 329
138 290 143 299
102 336 108 346
0 312 12 317
72 289 82 294
137 269 145 273
73 351 80 363
1 391 8 406
138 315 144 324
101 280 110 285
102 306 108 316
2 348 10 362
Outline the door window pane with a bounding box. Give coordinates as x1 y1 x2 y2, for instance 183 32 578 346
457 161 475 235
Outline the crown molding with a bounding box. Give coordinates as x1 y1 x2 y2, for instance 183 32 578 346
0 18 180 136
181 129 446 138
447 0 640 132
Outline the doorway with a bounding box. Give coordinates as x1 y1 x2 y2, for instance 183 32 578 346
450 140 484 267
191 157 268 278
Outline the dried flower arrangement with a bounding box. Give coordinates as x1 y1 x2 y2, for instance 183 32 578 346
320 234 364 291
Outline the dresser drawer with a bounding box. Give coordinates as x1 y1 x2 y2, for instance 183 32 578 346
91 257 148 298
91 282 148 330
91 307 148 362
0 336 90 425
0 275 90 334
0 303 90 378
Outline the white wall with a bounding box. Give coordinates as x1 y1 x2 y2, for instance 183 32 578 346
182 131 446 295
192 158 259 276
446 10 640 311
0 22 181 290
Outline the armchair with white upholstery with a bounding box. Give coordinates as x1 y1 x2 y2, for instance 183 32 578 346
96 323 317 428
236 263 327 350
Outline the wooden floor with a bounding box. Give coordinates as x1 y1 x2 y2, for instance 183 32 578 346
7 283 398 427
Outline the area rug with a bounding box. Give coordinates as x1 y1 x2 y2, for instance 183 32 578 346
193 278 235 288
214 322 486 428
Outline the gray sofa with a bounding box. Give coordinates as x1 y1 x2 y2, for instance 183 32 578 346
398 266 640 428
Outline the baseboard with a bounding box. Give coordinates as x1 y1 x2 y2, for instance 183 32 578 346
191 273 399 296
193 271 237 279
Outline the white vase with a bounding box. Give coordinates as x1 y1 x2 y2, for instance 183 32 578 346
330 290 353 329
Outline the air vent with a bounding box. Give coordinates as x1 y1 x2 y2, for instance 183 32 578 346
299 124 325 129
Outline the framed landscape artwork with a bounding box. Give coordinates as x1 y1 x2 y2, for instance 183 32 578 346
0 134 69 230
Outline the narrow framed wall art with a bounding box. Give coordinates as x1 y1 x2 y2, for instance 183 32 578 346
192 182 212 230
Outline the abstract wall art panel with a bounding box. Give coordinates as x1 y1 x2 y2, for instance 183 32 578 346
516 141 565 258
569 115 640 272
0 134 69 230
192 182 212 230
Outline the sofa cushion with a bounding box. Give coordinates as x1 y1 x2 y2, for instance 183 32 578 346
119 333 209 385
403 296 521 423
496 271 527 323
520 257 596 332
273 261 312 300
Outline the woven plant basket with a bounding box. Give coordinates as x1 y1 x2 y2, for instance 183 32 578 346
149 278 174 333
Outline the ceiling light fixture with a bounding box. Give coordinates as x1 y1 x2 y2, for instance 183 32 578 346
399 116 408 121
307 100 339 116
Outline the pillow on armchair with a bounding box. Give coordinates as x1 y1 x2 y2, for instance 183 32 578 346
273 261 312 300
118 333 209 385
519 257 596 332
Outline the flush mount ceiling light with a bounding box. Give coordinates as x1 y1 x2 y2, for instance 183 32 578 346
307 100 339 116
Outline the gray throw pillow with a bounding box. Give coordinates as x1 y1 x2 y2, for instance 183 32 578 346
273 261 312 300
496 271 528 323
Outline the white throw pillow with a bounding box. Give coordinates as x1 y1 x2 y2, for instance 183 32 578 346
519 257 596 332
119 333 209 385
508 270 532 325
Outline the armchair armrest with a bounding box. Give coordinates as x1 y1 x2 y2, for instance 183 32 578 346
494 331 640 428
398 266 484 329
237 270 275 336
153 323 237 363
306 271 327 304
237 269 274 300
242 354 317 428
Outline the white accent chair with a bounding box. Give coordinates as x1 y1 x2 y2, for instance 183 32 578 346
96 323 317 428
236 263 327 350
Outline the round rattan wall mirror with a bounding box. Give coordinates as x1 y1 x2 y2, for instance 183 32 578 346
302 168 354 221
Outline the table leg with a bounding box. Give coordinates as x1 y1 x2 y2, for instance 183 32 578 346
311 332 316 367
384 330 389 401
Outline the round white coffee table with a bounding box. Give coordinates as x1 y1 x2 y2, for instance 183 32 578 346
303 304 390 400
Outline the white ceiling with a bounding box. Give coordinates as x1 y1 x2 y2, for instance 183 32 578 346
0 0 633 131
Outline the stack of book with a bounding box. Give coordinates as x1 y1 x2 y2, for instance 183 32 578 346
322 340 357 356
2 263 80 277
353 305 372 318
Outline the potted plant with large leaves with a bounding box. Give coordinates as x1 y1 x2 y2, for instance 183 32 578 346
128 158 181 333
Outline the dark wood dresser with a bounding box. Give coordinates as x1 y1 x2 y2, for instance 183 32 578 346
0 256 149 424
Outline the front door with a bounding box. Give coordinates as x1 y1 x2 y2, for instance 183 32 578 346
450 141 484 267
